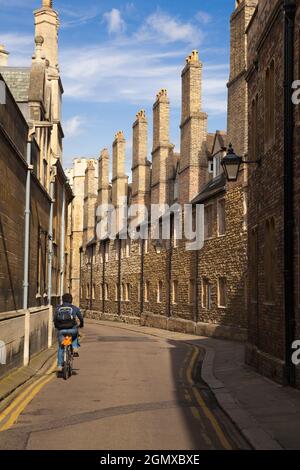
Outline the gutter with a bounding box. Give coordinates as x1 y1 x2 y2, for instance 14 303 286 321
283 0 296 385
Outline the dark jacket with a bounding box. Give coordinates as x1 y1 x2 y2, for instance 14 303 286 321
54 303 84 329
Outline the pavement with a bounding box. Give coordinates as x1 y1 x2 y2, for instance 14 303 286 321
0 319 299 450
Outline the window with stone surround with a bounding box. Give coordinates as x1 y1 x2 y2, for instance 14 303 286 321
86 283 89 300
92 284 95 300
202 278 212 310
104 283 109 301
218 277 227 308
114 284 118 301
217 199 226 236
264 59 275 151
144 281 150 303
204 204 214 239
121 240 126 259
122 283 130 301
114 239 119 260
172 280 179 305
104 242 109 263
189 280 195 305
264 218 276 303
157 281 163 303
36 226 47 296
126 283 131 301
126 239 131 258
99 284 103 301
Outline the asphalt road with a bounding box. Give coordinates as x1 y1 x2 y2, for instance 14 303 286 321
0 321 250 450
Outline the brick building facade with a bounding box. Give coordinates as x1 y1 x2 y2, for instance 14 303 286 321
68 1 255 341
0 0 72 313
246 0 300 387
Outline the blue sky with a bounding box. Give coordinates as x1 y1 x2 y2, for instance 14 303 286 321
0 0 234 170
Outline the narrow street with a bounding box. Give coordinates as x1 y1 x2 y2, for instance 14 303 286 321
0 321 249 450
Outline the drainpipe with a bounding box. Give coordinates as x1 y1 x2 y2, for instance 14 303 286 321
22 128 35 311
118 239 122 317
89 244 94 311
47 168 55 304
283 0 296 385
59 182 66 304
140 238 145 317
101 243 105 314
167 220 173 318
47 171 55 347
23 128 35 367
195 249 199 323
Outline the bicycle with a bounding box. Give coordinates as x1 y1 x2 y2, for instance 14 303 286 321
61 334 74 380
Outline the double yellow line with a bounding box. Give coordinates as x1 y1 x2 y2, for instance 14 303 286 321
186 346 232 450
0 359 57 432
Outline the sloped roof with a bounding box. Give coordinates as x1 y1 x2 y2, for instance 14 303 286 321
0 67 30 102
191 173 226 204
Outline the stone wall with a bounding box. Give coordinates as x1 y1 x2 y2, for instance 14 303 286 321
0 306 52 379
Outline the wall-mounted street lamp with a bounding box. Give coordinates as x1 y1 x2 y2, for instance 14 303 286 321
221 143 261 182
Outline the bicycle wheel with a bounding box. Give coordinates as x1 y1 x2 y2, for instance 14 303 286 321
63 347 70 380
63 361 69 380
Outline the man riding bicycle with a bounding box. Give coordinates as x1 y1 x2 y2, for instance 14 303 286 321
54 293 84 372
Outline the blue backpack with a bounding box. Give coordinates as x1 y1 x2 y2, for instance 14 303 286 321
55 306 76 330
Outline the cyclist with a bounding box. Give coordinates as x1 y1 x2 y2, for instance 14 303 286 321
54 293 84 372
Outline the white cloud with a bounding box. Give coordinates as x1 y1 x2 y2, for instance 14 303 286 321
0 33 33 66
196 11 212 25
61 41 228 118
136 11 203 45
60 8 99 29
64 116 84 138
0 33 32 50
103 9 126 35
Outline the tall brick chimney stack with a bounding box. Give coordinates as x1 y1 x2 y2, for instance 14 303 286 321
0 45 9 66
83 160 98 247
34 0 59 71
132 110 151 207
98 148 110 207
112 132 128 233
179 50 208 204
227 0 258 157
151 89 172 207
